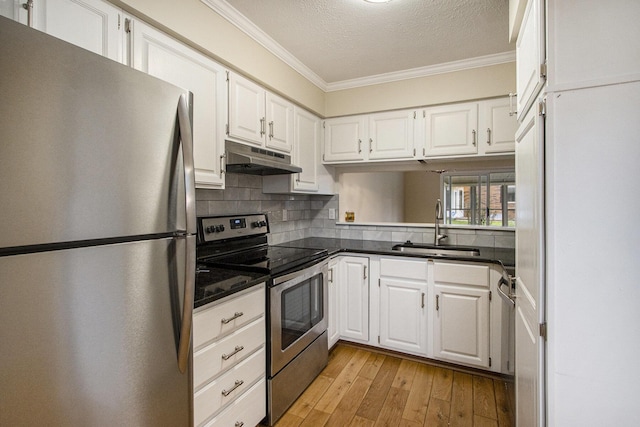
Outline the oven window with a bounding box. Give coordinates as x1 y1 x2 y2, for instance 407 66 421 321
280 272 323 350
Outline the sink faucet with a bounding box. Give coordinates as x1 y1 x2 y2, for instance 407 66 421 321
434 198 447 245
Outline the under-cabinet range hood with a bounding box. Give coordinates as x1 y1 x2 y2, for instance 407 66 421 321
225 140 302 175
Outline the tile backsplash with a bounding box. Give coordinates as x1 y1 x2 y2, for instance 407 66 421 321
196 174 514 248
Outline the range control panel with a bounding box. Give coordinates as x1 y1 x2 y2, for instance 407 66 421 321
198 214 269 243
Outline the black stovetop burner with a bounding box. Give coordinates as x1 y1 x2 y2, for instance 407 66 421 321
195 214 328 304
200 244 328 277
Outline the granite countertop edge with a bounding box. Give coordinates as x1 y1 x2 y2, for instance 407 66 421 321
279 237 515 274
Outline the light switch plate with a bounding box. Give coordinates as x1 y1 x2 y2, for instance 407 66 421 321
282 209 287 221
328 208 336 220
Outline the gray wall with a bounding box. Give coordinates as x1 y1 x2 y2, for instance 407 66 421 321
195 174 514 248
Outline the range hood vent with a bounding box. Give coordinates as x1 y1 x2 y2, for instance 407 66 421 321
225 140 302 175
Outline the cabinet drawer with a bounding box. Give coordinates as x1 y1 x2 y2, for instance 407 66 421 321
202 378 266 427
194 284 265 350
380 257 428 280
194 347 265 426
433 262 489 287
194 317 265 389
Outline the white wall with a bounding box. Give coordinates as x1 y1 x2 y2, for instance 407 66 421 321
325 62 516 117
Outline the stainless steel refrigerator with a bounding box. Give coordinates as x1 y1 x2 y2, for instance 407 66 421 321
0 17 196 426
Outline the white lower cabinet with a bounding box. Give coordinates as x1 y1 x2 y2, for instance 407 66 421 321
330 255 511 374
378 257 428 356
338 256 369 343
327 257 340 349
432 261 491 368
193 284 266 427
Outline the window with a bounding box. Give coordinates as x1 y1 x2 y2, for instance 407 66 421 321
442 171 515 227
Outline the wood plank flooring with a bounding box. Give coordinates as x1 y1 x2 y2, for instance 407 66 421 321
272 344 514 427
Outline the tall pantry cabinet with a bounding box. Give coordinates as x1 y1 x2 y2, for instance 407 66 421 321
543 1 640 426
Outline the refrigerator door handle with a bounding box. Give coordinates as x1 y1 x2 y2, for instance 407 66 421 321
176 93 196 374
178 92 196 235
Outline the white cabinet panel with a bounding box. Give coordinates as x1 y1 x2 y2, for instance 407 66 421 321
323 116 367 162
379 278 427 355
339 256 369 342
368 110 416 160
228 73 265 147
424 102 478 156
32 0 122 62
433 284 490 368
265 91 293 153
228 72 293 153
327 258 340 349
132 20 227 189
516 0 545 121
548 0 640 90
478 97 518 154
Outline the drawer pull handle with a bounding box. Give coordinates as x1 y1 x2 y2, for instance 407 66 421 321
221 345 244 360
235 422 244 427
222 379 244 397
221 312 244 324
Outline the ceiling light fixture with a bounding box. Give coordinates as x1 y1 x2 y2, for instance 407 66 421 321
364 0 392 3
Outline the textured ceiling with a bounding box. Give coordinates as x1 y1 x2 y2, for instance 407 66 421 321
224 0 513 84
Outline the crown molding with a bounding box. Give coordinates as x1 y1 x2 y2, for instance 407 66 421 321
326 51 516 92
201 0 328 91
202 0 515 93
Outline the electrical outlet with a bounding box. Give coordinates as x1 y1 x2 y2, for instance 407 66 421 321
282 209 287 221
328 208 336 220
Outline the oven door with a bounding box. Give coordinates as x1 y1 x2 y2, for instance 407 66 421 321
269 259 328 375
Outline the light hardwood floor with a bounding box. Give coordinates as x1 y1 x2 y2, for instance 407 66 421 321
272 343 514 427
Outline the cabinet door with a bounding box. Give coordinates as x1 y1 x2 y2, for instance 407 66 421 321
132 20 227 189
368 110 416 160
0 1 29 24
479 98 518 154
293 107 320 191
379 278 427 355
327 258 340 349
228 72 266 147
339 256 369 342
323 116 367 163
265 92 293 153
424 102 478 156
433 284 490 368
33 0 122 62
516 0 545 121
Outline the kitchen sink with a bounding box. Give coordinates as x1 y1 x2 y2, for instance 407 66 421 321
392 242 481 257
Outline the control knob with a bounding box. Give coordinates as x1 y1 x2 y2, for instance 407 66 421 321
252 220 267 228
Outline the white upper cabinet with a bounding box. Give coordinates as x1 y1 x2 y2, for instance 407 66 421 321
424 102 479 156
324 109 419 163
263 107 334 194
265 91 294 153
516 0 545 121
3 0 124 62
547 0 640 90
323 115 368 163
367 110 416 160
228 72 293 154
478 97 518 154
131 19 227 189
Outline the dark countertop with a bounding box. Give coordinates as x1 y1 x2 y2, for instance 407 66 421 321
194 266 269 309
279 237 515 275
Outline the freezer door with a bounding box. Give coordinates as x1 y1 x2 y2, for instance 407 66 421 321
0 17 192 248
0 237 192 426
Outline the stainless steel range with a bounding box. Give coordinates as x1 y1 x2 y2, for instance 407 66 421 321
196 213 329 426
